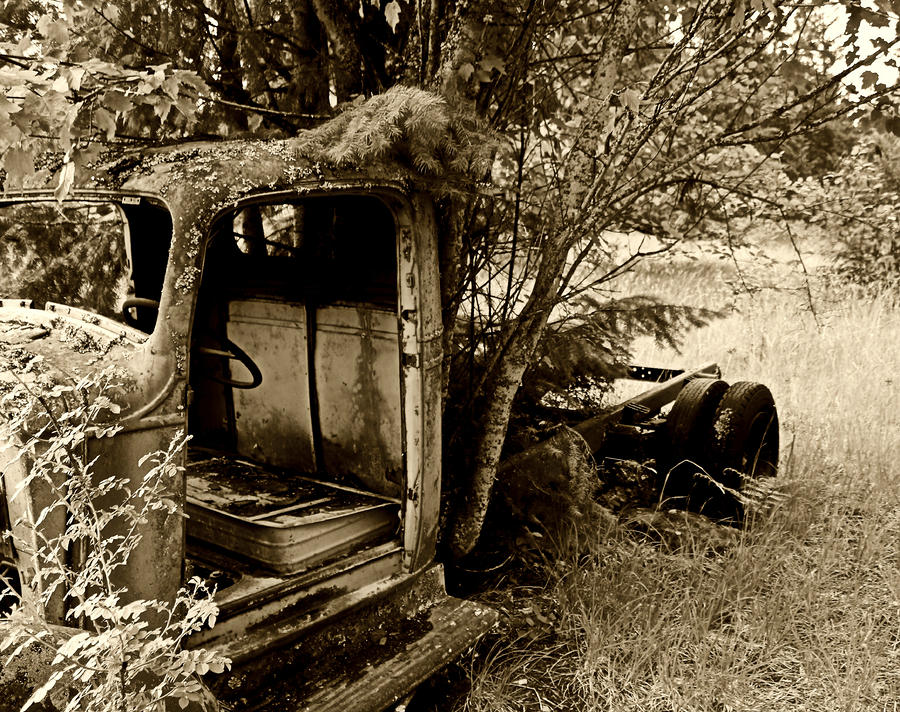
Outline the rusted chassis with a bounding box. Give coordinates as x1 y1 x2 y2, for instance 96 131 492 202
577 362 721 456
578 362 779 523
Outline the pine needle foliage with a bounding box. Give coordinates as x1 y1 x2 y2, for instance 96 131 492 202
521 296 719 406
292 86 496 188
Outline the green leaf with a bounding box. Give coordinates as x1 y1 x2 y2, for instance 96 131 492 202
36 14 69 45
247 113 264 132
151 96 174 122
103 90 133 114
385 1 401 32
861 71 879 90
479 55 506 75
162 75 183 100
0 96 21 116
731 0 746 31
175 95 197 119
2 147 34 188
0 68 40 87
0 120 25 151
621 89 641 114
51 74 68 93
93 107 117 140
66 67 86 92
54 161 75 201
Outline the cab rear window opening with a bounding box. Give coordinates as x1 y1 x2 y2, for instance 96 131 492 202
213 196 398 309
0 198 172 334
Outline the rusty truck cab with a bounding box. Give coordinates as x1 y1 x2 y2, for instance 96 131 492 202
0 141 494 711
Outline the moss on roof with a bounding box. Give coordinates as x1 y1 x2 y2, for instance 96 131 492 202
84 86 495 198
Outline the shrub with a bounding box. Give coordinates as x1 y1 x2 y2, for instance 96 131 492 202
0 369 228 712
801 134 900 289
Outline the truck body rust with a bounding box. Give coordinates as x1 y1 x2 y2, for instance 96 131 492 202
0 130 780 711
0 137 497 711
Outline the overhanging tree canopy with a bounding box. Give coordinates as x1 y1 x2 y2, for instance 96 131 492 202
2 0 899 555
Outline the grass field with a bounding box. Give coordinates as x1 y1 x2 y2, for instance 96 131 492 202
454 248 900 711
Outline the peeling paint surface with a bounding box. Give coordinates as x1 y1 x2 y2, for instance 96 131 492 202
316 305 402 497
226 300 317 471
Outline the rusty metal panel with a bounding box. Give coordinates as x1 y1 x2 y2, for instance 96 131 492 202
227 299 317 472
188 542 403 648
186 499 397 575
314 305 402 497
1 438 67 622
0 466 16 565
185 454 400 574
399 195 443 572
293 568 498 712
86 426 184 610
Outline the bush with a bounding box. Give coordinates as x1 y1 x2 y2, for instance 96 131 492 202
0 369 228 712
801 134 900 289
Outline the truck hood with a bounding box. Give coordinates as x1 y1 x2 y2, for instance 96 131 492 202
0 302 152 423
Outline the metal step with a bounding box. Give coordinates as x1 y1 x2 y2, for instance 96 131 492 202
298 596 497 712
203 565 411 664
187 542 403 653
201 565 497 712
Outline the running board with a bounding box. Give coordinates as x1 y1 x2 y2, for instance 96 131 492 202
299 597 497 712
201 564 498 712
187 542 403 654
197 560 407 663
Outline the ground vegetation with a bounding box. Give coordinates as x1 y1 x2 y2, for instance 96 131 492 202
2 1 900 709
0 368 227 711
444 246 900 711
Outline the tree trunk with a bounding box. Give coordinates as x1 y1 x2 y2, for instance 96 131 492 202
437 197 464 407
446 0 642 558
446 251 567 557
288 0 331 115
215 0 252 131
310 0 364 101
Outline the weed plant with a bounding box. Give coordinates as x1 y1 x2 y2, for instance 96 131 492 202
459 250 900 712
0 370 228 712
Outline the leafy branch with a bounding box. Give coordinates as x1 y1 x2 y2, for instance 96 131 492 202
0 369 228 712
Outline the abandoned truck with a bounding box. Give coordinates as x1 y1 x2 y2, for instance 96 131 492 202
0 134 779 710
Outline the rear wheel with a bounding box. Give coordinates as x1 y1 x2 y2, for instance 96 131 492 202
657 378 729 507
707 381 779 520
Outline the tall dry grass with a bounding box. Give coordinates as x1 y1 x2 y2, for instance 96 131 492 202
459 251 900 712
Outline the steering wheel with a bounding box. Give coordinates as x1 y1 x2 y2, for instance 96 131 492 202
195 338 263 389
121 297 160 330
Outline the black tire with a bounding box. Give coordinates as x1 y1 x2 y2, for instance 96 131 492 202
706 381 779 520
713 381 779 478
657 378 729 506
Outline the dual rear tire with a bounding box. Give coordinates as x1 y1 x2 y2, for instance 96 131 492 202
658 379 779 521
